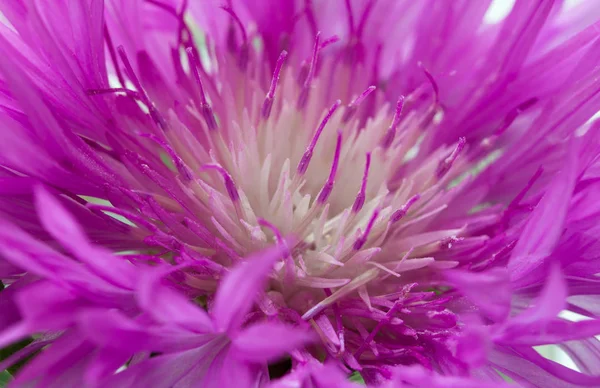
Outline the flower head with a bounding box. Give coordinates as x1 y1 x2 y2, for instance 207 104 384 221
1 0 600 386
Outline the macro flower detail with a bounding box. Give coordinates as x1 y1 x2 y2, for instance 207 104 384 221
1 0 600 387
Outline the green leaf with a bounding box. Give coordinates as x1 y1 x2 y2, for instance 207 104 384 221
0 338 34 375
349 371 365 384
0 370 12 387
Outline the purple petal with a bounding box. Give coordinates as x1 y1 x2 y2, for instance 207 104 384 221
34 186 135 287
10 330 94 387
102 337 236 388
500 319 600 346
15 280 85 333
136 268 214 333
385 364 512 388
212 242 290 333
514 263 567 326
269 361 358 388
445 267 511 322
232 321 315 362
509 143 578 285
77 308 212 353
490 347 600 387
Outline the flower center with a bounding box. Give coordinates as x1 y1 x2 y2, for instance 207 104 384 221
96 15 472 345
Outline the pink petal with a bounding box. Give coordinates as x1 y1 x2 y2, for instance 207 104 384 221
11 330 93 387
212 242 290 333
490 347 600 387
445 267 511 322
77 309 211 353
102 338 231 388
34 186 135 287
497 319 600 346
509 143 578 285
16 280 86 332
514 263 567 326
232 321 315 362
136 268 214 333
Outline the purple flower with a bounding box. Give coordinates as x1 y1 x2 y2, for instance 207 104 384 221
0 0 600 386
0 186 313 386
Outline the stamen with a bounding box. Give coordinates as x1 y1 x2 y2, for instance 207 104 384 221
185 49 208 104
419 63 439 104
496 97 538 135
320 35 340 50
353 209 380 250
334 307 345 354
258 219 294 282
257 218 283 243
146 0 177 15
303 0 318 39
297 35 338 87
200 164 240 203
370 43 382 88
297 60 309 86
302 268 379 320
317 131 343 204
103 25 125 87
345 0 373 65
354 300 401 358
391 248 414 273
186 48 218 131
352 153 371 213
345 0 355 35
390 194 420 223
486 240 517 269
324 287 346 354
146 0 191 48
86 87 142 100
221 6 249 70
298 32 322 109
314 314 340 348
356 0 376 38
117 47 149 101
380 96 405 149
505 166 544 215
297 100 341 175
80 136 120 161
87 204 159 233
117 46 168 131
179 0 189 16
367 262 400 277
262 51 288 119
226 23 238 53
178 0 193 48
343 86 376 123
139 133 193 182
436 137 466 178
183 217 219 248
440 236 463 250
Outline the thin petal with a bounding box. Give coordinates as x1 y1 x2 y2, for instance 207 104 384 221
34 186 135 287
77 309 211 353
136 267 214 333
509 142 578 285
514 263 567 326
212 242 290 333
445 267 511 322
232 321 315 362
103 337 230 388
